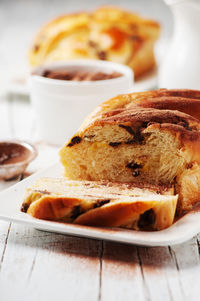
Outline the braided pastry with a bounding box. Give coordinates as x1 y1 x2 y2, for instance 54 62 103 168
29 6 160 78
60 89 200 213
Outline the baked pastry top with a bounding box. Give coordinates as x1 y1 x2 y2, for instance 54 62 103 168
29 6 160 78
81 89 200 126
21 178 177 230
60 89 200 213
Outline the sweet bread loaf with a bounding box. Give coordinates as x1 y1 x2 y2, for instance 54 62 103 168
60 89 200 213
21 178 177 230
29 6 160 78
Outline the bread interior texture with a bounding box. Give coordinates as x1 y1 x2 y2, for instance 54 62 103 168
60 125 185 185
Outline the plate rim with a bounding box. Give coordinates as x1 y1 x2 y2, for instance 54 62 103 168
0 162 199 247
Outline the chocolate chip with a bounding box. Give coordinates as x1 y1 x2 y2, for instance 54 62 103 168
42 70 50 77
33 44 40 52
21 203 30 213
186 162 193 169
119 124 135 136
178 120 193 131
142 122 148 128
134 131 144 144
125 135 144 144
126 162 142 169
70 205 82 219
138 209 156 230
109 142 122 147
132 170 140 177
178 121 188 128
93 199 110 208
98 51 107 60
119 125 144 144
67 136 82 147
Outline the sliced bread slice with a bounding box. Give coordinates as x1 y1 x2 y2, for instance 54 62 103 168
21 178 178 231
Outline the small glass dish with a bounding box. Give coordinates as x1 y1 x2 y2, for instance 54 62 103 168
0 140 37 180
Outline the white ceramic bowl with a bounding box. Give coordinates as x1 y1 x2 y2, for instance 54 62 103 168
29 60 134 145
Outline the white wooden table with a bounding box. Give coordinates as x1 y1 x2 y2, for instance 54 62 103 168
0 89 200 301
0 1 200 300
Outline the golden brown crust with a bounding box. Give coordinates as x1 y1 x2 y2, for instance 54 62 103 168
135 97 200 120
21 178 177 230
133 89 200 121
154 89 200 99
81 89 200 128
27 197 80 220
74 196 177 230
74 201 154 227
95 107 199 127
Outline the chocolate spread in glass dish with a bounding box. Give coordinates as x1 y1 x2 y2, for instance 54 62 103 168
0 141 37 180
0 142 32 165
41 69 122 81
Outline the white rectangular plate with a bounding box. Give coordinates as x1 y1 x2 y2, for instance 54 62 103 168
0 163 199 246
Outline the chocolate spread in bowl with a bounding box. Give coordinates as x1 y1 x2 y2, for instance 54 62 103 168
0 141 37 180
0 142 31 165
42 69 122 81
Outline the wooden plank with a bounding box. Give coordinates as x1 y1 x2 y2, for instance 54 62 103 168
135 237 200 301
170 236 200 300
0 223 101 301
100 241 145 301
0 221 11 270
137 246 185 301
100 241 198 301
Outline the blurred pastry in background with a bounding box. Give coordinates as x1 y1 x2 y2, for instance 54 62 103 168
29 6 160 79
